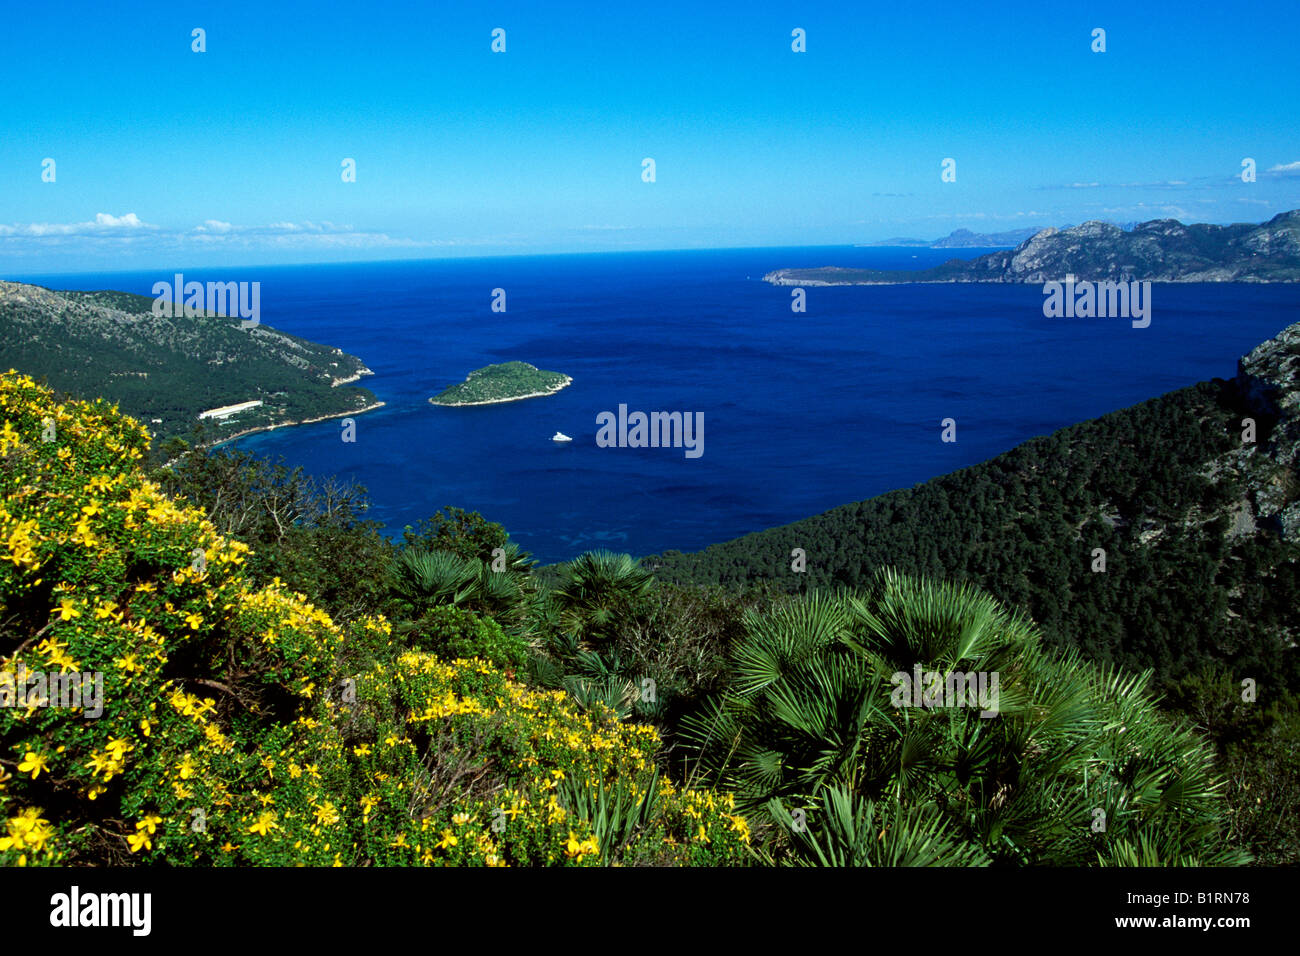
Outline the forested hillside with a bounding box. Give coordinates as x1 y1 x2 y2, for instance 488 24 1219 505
649 323 1300 694
0 280 379 446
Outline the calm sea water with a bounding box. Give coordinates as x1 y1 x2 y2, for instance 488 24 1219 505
23 249 1300 563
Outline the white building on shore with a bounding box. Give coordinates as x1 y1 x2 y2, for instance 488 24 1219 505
198 400 263 420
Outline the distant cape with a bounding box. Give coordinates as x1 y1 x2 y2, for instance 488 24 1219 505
770 211 1300 285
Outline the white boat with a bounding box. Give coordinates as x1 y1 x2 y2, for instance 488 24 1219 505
552 431 572 442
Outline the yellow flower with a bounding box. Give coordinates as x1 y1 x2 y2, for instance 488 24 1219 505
452 812 471 826
127 832 151 853
436 829 458 850
104 737 133 762
136 814 162 835
248 811 277 836
564 831 591 860
17 752 49 779
0 807 53 855
729 815 750 842
56 599 80 621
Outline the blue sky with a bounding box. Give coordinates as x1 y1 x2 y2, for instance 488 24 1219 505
2 0 1297 272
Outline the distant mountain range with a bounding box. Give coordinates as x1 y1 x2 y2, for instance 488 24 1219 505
863 223 1142 249
0 281 381 448
861 226 1045 248
771 211 1300 284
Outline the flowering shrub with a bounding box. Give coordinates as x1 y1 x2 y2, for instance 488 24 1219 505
0 371 749 866
407 605 529 672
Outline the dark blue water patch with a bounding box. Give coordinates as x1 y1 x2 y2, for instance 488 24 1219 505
16 252 1300 564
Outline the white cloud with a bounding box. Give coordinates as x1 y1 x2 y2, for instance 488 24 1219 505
0 212 155 237
0 214 500 253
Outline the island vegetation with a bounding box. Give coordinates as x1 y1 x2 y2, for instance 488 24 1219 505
429 361 571 406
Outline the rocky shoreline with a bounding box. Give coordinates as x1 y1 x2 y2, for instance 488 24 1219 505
331 367 375 387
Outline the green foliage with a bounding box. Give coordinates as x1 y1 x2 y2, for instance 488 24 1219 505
391 548 481 609
401 507 510 563
770 788 991 867
389 539 538 632
1164 667 1300 865
551 550 655 643
683 570 1248 867
554 766 753 865
429 362 569 406
603 583 776 727
407 605 529 671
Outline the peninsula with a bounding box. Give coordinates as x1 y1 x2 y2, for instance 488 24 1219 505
766 210 1300 286
0 280 381 449
429 361 572 406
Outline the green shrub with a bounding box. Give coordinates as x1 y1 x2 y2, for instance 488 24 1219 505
408 605 529 671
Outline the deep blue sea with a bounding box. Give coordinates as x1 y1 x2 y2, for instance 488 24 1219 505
21 248 1300 564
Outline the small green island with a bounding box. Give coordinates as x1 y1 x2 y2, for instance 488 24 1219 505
429 361 572 406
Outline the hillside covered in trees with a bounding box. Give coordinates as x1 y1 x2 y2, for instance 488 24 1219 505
0 280 379 446
649 321 1300 697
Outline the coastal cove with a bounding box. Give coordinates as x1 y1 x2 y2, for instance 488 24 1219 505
24 248 1300 564
210 400 388 447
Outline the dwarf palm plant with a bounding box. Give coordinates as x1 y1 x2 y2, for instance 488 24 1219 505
551 550 655 643
390 548 480 609
392 541 538 618
683 569 1244 866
